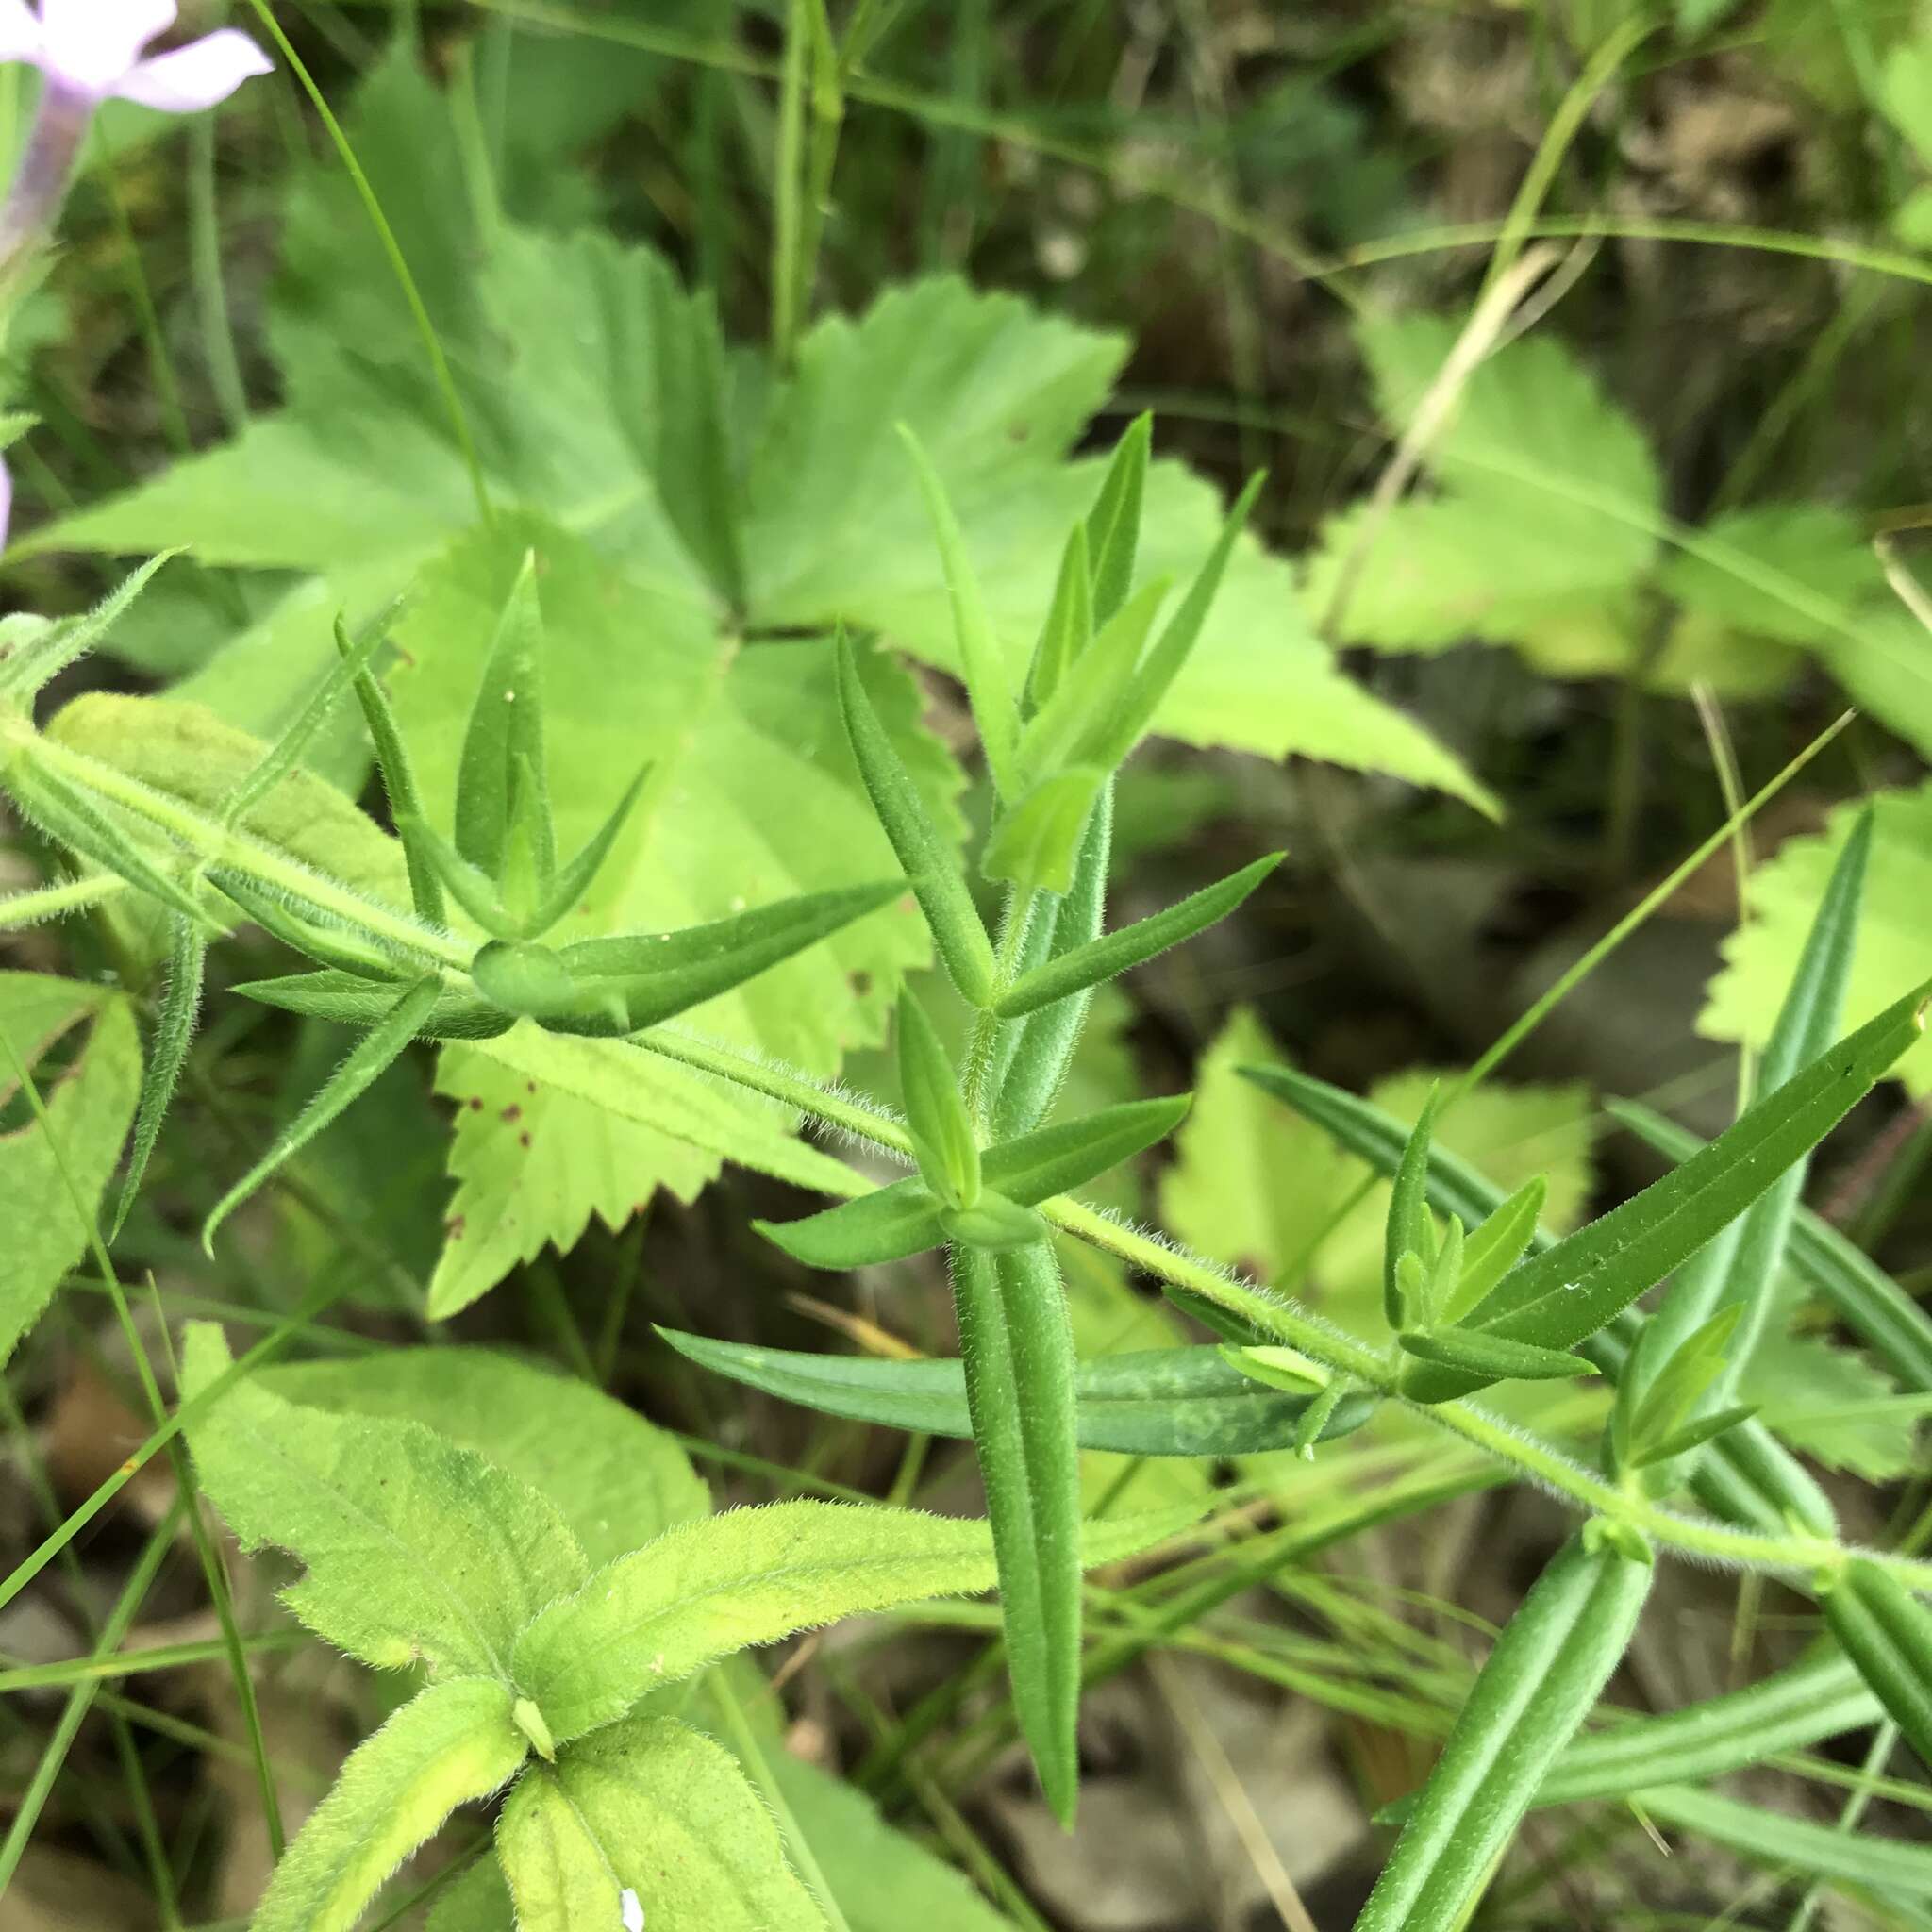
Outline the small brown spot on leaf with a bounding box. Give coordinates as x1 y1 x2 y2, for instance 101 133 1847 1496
467 1096 484 1111
502 1104 522 1124
447 1215 467 1240
518 1131 531 1148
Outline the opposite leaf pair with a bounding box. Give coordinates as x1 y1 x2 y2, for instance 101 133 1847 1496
178 1324 1186 1931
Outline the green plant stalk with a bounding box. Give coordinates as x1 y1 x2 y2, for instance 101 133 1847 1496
12 727 1932 1594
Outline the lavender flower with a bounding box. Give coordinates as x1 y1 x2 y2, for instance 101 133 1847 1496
0 2 271 258
0 3 271 546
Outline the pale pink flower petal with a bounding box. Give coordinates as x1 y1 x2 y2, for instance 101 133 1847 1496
41 0 177 94
0 1 41 62
111 28 271 112
0 456 14 554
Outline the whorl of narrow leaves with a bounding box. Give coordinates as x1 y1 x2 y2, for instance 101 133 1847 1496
1357 1533 1652 1932
1396 980 1930 1403
1383 1083 1441 1333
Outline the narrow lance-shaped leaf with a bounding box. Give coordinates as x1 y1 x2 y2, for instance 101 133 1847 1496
1247 1061 1838 1534
1087 472 1264 770
1612 1304 1741 1475
1384 1082 1441 1333
109 914 205 1239
898 424 1021 794
499 1718 828 1932
233 967 512 1040
177 1324 589 1676
759 1093 1190 1270
1441 1175 1544 1325
250 1677 528 1932
1638 807 1872 1432
1397 1329 1594 1385
1357 1533 1652 1932
991 782 1111 1140
1402 978 1931 1403
201 974 441 1252
954 1241 1083 1824
0 552 176 702
657 1330 1382 1457
212 870 428 981
510 1497 1195 1746
836 632 995 1006
994 853 1282 1018
1024 519 1092 711
1625 1404 1757 1469
939 1189 1046 1253
898 989 979 1209
220 604 394 832
1084 412 1151 627
7 761 219 934
981 1092 1190 1206
518 758 651 940
409 816 515 935
552 879 904 1035
1612 1097 1932 1398
335 616 446 925
981 763 1107 896
456 552 551 879
1012 576 1170 789
1824 1558 1932 1773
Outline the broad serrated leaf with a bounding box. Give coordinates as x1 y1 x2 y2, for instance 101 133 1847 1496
659 1330 1379 1455
0 977 141 1366
1159 1010 1350 1284
511 1498 1191 1745
995 855 1280 1018
179 1324 588 1674
387 524 944 1305
264 1347 708 1568
1357 1537 1652 1931
1705 783 1932 1098
1740 1315 1918 1480
500 1717 826 1931
1401 981 1930 1402
741 279 1489 808
424 1856 515 1932
954 1242 1082 1822
1307 313 1662 669
251 1676 528 1932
